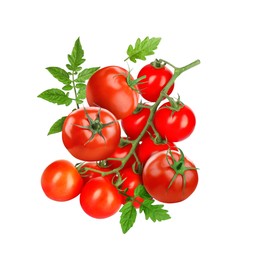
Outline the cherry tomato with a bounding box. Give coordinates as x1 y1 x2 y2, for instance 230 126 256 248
62 107 120 161
137 63 174 102
41 160 83 202
80 177 122 219
136 135 177 165
154 102 196 142
142 150 198 203
120 168 143 208
86 66 139 119
121 105 153 139
107 138 138 169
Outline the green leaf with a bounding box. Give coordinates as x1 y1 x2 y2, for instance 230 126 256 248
75 67 100 82
67 37 85 71
77 84 86 99
76 83 86 89
38 88 72 106
139 199 171 222
126 37 161 63
46 67 71 84
134 185 152 199
120 202 137 234
48 116 67 135
62 84 73 91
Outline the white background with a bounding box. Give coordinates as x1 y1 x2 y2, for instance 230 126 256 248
1 0 259 259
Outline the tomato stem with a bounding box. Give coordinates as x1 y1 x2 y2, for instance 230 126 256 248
83 59 200 177
71 72 80 109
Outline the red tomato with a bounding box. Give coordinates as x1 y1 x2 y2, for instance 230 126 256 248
80 177 122 219
137 135 177 165
41 160 83 202
107 139 137 169
79 162 115 184
142 150 198 203
137 63 174 102
120 168 143 208
62 107 120 161
121 105 153 139
154 102 196 142
86 66 139 119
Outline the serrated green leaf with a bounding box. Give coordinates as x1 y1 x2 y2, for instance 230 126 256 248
46 67 71 84
75 67 100 82
126 37 161 63
140 199 171 222
67 37 85 71
47 116 67 135
76 83 86 88
120 202 137 234
134 185 152 199
38 88 72 106
62 84 73 91
77 85 86 99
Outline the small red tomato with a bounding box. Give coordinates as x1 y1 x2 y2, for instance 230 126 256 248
137 135 177 165
137 63 174 102
41 160 83 202
120 168 144 208
80 177 122 219
121 105 153 139
154 102 196 142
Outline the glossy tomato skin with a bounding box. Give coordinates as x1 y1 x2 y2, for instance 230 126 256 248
142 150 198 203
137 135 177 165
41 160 83 202
154 102 196 142
137 64 174 102
120 168 143 208
86 66 139 119
121 106 153 139
80 177 122 219
62 107 120 161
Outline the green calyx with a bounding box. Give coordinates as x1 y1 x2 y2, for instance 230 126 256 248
73 107 115 144
151 58 166 69
163 94 184 114
166 149 197 192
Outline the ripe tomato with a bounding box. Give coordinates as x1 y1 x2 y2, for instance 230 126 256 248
107 138 138 169
136 135 177 165
121 105 153 139
86 66 139 119
119 168 144 208
137 63 174 102
79 162 115 184
80 177 122 219
142 150 198 203
41 160 83 202
62 107 120 161
153 102 196 142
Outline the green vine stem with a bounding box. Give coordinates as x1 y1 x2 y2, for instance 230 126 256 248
80 59 200 177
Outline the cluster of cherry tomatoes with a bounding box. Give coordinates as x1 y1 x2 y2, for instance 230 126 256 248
40 42 200 232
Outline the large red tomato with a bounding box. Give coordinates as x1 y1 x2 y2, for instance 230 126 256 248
41 160 83 202
62 107 120 161
142 150 198 203
86 66 139 119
